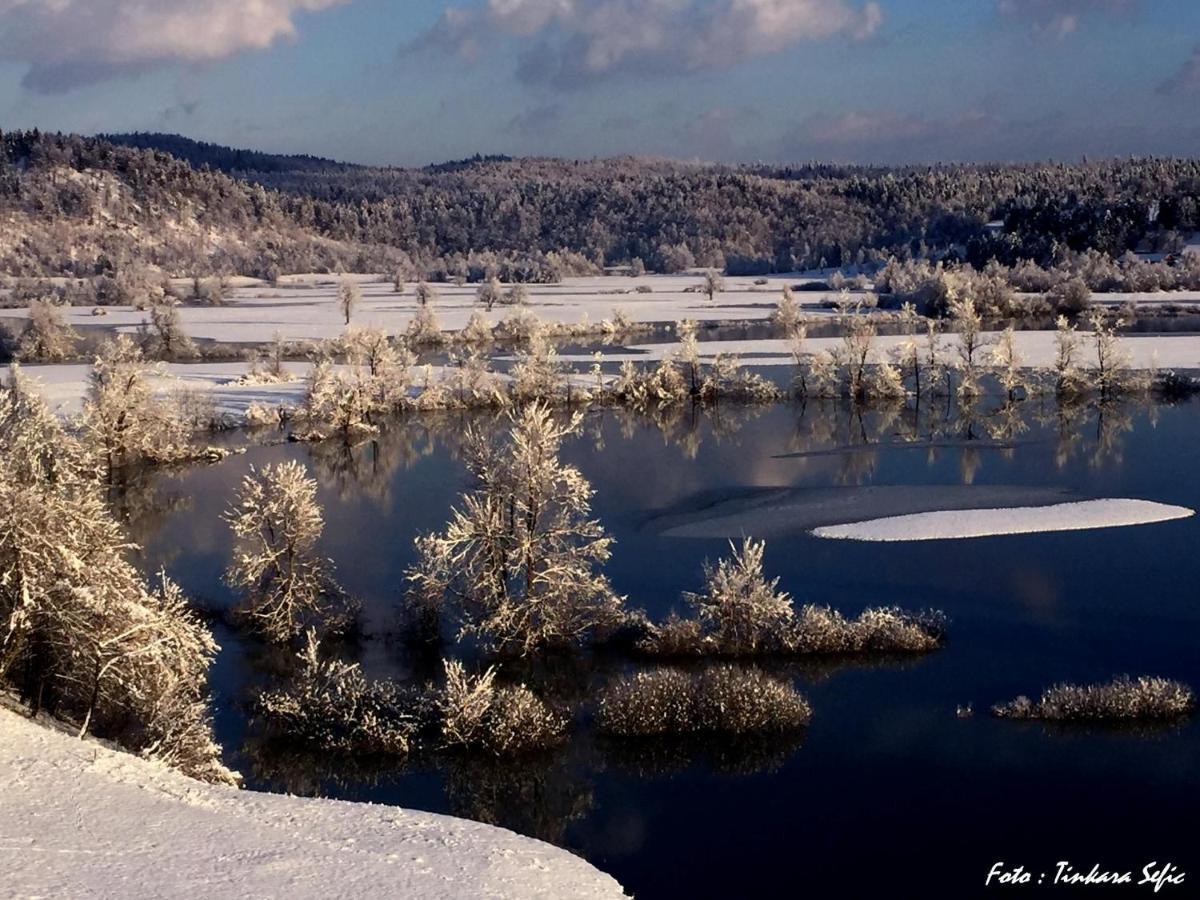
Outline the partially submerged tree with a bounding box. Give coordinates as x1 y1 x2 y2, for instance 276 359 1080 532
408 403 626 656
769 285 803 335
0 368 234 784
683 538 795 655
437 660 566 754
225 461 354 643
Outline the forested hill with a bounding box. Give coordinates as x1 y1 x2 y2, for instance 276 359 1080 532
4 129 1200 283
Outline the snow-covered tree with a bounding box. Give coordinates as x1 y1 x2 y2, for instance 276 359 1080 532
477 277 503 311
82 336 193 473
437 660 565 753
337 279 360 326
702 269 725 303
225 461 353 643
408 403 625 656
142 297 197 360
769 285 802 335
990 325 1026 401
17 298 77 362
0 369 234 784
1053 314 1085 398
505 283 529 306
948 291 985 400
414 281 438 308
510 326 566 403
408 304 443 345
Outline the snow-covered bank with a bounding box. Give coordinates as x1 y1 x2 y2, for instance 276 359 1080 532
812 499 1194 542
0 708 627 899
556 331 1200 371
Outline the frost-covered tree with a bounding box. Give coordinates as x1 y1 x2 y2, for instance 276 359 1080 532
510 326 566 403
437 660 565 753
990 325 1026 401
408 404 625 656
142 297 197 360
225 461 352 643
82 336 192 473
17 298 77 362
948 291 985 400
0 368 234 784
337 279 360 326
408 304 443 345
1086 309 1135 400
477 277 503 311
629 257 646 277
414 281 438 308
505 283 529 306
702 269 725 303
770 285 802 335
1053 314 1085 398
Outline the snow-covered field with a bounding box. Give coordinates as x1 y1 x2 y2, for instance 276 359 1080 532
0 707 627 899
0 274 830 345
812 499 1195 542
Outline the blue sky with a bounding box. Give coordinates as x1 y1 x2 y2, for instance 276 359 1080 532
0 0 1197 166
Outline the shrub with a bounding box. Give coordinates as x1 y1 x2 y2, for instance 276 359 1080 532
437 660 566 754
992 676 1194 721
596 666 811 736
791 604 945 655
258 631 414 754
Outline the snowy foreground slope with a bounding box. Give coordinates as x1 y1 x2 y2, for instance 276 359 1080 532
0 709 627 899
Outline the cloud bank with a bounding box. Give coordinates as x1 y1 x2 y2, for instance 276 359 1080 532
0 0 348 92
425 0 883 87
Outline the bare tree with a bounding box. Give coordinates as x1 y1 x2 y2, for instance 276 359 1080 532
408 403 626 656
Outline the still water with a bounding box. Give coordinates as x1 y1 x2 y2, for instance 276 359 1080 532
126 395 1200 898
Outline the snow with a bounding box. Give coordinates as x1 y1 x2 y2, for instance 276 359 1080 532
554 330 1200 371
0 706 627 899
649 484 1079 538
0 274 841 345
16 361 315 420
811 499 1194 542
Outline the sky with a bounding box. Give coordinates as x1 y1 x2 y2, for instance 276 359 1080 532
0 0 1198 167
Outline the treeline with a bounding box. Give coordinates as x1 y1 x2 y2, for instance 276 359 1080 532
6 129 1200 284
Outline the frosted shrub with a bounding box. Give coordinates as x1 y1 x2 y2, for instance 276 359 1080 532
438 660 566 754
258 631 414 754
948 292 986 401
702 269 725 302
1052 315 1086 398
414 281 438 307
596 666 811 737
225 461 355 643
461 309 495 345
408 403 626 656
510 327 566 403
477 277 503 310
992 676 1194 722
790 604 945 655
407 304 444 346
612 357 688 408
684 538 795 655
0 372 234 784
991 325 1026 401
241 333 294 384
17 298 77 361
698 354 781 404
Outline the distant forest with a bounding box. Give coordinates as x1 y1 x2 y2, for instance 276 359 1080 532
3 129 1200 284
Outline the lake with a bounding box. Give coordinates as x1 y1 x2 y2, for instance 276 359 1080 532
126 394 1200 898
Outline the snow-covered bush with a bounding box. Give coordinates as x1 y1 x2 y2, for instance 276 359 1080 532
407 304 443 346
638 539 945 657
257 631 414 754
992 676 1194 721
0 368 234 785
141 297 197 360
225 461 355 643
437 660 566 754
596 666 811 736
408 403 626 656
770 285 803 335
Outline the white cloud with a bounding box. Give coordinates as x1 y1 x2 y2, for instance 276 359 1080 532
424 0 883 86
0 0 348 92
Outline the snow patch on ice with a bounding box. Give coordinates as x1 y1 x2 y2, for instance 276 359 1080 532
811 499 1194 542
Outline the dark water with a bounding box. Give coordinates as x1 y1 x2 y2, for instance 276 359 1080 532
126 396 1200 899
